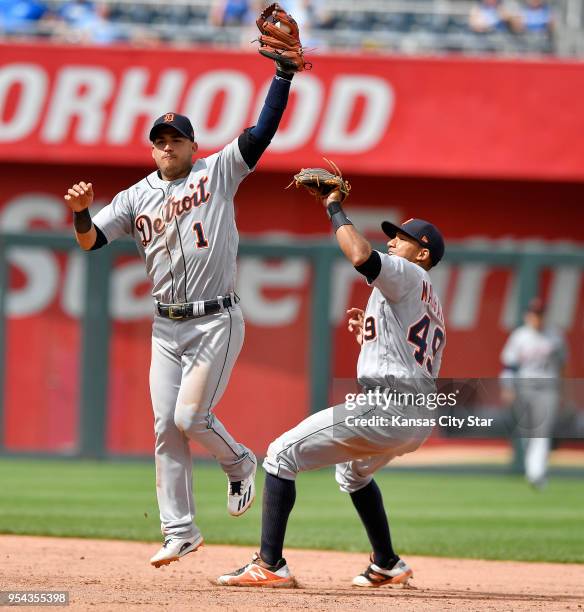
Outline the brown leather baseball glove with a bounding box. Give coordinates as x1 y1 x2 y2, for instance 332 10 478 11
256 3 311 73
289 159 351 201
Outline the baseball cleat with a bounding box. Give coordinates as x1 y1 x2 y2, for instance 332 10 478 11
227 465 256 516
149 533 204 568
217 553 296 587
352 556 413 588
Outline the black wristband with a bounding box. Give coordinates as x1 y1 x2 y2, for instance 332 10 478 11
275 68 294 81
326 201 353 233
73 208 92 233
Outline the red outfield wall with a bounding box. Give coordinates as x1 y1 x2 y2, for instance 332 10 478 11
1 45 583 455
2 44 584 179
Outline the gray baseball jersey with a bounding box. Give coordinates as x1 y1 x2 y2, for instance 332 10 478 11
92 137 250 303
501 325 566 378
357 252 446 389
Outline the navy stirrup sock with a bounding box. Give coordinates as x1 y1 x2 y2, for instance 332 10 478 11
350 479 397 568
260 473 296 566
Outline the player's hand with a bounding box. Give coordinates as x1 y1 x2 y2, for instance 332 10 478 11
64 182 94 212
322 189 343 208
347 307 364 345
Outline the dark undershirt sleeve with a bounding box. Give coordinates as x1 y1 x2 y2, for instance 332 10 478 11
238 128 268 170
90 224 108 251
354 250 382 283
238 74 292 169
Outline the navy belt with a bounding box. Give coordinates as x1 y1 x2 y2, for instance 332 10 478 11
156 295 238 320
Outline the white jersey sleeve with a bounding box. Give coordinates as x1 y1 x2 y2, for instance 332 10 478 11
500 328 521 368
214 137 253 200
92 189 133 243
370 252 425 303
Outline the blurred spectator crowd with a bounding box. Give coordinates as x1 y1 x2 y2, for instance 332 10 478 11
0 0 580 56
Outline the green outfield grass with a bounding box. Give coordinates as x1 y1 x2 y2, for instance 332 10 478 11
0 459 582 563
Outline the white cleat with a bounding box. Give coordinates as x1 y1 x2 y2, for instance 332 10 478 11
149 533 204 568
227 465 256 517
352 556 413 588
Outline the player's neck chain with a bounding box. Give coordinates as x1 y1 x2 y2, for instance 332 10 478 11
136 176 211 246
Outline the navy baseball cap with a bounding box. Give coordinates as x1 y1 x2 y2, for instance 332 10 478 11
381 218 445 266
150 113 195 142
526 297 546 315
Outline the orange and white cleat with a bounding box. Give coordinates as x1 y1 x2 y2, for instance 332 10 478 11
352 556 413 588
217 553 296 588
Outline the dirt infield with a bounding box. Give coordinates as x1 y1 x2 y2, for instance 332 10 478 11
1 536 583 611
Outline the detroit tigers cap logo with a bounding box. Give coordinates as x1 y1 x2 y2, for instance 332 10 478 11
164 113 175 123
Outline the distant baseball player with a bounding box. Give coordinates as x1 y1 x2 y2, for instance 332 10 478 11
63 3 309 568
500 297 567 489
217 168 446 588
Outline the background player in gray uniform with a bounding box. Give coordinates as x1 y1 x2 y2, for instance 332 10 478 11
217 190 446 588
63 62 296 567
500 298 567 488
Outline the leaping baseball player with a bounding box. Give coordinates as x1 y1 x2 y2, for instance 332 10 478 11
217 167 446 587
63 3 310 569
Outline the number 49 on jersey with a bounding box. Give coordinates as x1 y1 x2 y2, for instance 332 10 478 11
407 315 444 374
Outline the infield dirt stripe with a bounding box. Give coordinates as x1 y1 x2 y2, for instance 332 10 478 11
1 536 583 611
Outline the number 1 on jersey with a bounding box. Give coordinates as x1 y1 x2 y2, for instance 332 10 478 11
192 222 209 249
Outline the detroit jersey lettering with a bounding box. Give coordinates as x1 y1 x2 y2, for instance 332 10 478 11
92 137 248 303
357 252 446 388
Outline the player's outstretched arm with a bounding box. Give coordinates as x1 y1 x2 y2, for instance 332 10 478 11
323 191 383 282
291 164 382 281
324 192 372 267
238 3 310 169
238 71 292 169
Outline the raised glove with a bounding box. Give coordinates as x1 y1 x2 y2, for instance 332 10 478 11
256 3 311 73
289 159 351 201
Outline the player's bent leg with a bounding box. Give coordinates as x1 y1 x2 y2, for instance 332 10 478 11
335 438 425 494
150 327 201 541
218 472 298 587
149 324 204 566
263 400 428 481
219 406 348 588
336 441 428 587
174 306 256 515
262 404 369 480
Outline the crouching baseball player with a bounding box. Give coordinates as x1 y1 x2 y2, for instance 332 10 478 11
62 2 309 568
217 169 446 588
